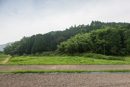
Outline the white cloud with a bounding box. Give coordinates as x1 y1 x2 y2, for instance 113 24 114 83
0 0 130 44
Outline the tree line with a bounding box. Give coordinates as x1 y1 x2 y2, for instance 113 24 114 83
4 21 130 55
57 26 130 55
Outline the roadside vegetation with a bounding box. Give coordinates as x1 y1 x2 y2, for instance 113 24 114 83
1 69 130 73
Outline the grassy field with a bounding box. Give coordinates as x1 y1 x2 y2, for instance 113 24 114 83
5 55 130 65
0 55 8 63
0 55 8 58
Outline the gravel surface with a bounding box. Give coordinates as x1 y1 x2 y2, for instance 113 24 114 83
0 65 130 71
0 73 130 87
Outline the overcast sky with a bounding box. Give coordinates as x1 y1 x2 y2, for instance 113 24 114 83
0 0 130 44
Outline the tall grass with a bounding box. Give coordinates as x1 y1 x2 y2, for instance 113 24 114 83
29 51 68 56
81 53 125 60
0 55 8 58
27 52 125 61
0 55 8 63
6 55 130 65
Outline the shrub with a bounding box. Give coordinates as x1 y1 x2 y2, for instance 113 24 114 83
82 53 125 60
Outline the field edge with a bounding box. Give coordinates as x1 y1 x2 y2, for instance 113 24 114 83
0 69 130 73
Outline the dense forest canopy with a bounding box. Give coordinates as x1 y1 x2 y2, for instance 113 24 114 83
4 21 130 55
57 27 130 55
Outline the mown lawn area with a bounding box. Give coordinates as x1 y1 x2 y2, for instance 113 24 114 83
6 55 130 65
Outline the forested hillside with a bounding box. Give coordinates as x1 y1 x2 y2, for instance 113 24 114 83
57 26 130 55
4 21 130 55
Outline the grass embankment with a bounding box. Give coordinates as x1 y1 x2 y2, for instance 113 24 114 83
0 69 130 73
6 53 130 65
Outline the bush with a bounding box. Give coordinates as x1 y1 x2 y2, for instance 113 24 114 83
81 53 125 61
30 51 68 56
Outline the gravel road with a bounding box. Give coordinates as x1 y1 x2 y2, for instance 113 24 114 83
0 65 130 71
0 73 130 87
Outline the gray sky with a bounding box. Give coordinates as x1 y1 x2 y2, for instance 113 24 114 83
0 0 130 44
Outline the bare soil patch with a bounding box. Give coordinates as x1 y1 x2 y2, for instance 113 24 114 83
0 73 130 87
0 65 130 71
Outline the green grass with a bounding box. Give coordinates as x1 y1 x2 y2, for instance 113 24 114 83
0 69 130 73
0 55 8 58
0 55 8 63
81 53 124 60
5 55 130 65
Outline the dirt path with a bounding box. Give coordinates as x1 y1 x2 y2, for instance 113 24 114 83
1 56 10 64
1 65 130 71
0 73 130 87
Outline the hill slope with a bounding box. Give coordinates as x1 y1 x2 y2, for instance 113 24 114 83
57 26 130 55
4 21 130 55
